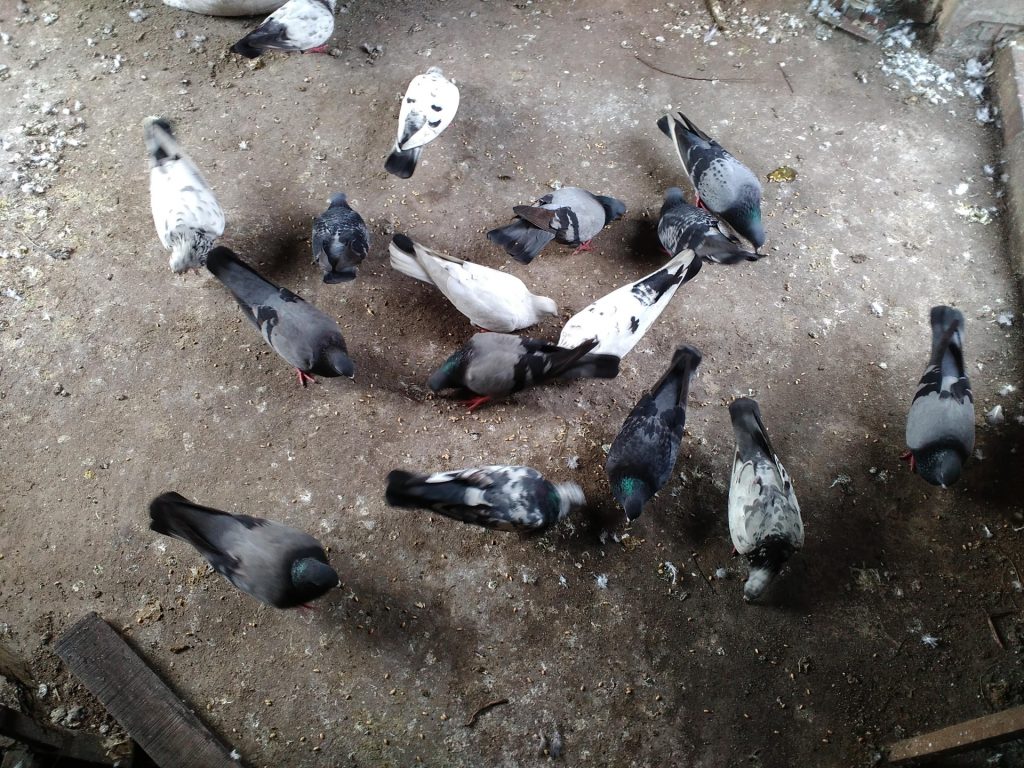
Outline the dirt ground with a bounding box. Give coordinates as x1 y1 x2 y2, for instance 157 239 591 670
2 1 1024 766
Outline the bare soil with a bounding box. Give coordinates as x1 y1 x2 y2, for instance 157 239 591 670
1 1 1023 767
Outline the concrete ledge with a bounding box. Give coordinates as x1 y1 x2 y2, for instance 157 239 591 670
995 34 1024 283
937 0 1024 56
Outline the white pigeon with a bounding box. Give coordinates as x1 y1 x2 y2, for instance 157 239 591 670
389 235 557 332
144 117 225 273
230 0 336 59
162 0 284 15
557 250 702 358
727 397 804 602
385 67 460 179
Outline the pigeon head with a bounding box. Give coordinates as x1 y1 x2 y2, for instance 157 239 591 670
327 192 349 208
612 475 651 522
323 346 356 379
169 231 214 273
532 295 558 318
290 557 340 602
660 187 686 215
725 193 765 250
742 535 796 602
597 195 627 224
427 348 466 392
914 445 966 488
551 482 586 521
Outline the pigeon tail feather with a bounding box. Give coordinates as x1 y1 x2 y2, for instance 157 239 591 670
385 146 421 179
487 220 556 264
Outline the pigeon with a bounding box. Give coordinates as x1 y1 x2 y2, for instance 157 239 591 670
657 111 765 250
428 332 620 411
230 0 336 59
487 187 627 264
162 0 284 15
389 234 558 332
312 193 370 284
658 187 759 265
149 491 338 608
558 249 702 358
606 345 702 522
144 117 225 273
205 246 355 386
904 305 975 487
728 398 804 602
385 466 586 533
385 67 460 179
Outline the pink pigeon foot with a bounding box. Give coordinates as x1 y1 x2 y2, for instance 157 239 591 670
296 369 316 388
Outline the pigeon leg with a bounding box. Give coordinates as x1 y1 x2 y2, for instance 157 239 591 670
473 326 493 333
695 195 707 210
296 369 317 387
297 603 319 613
572 240 594 255
900 449 916 473
465 395 492 412
305 45 331 54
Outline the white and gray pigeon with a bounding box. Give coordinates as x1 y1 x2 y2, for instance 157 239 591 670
205 246 355 386
230 0 336 58
149 492 339 608
162 0 284 15
728 398 804 602
904 305 975 487
657 111 765 250
312 193 370 284
658 187 759 265
606 345 702 522
385 466 586 533
389 234 557 332
558 249 702 358
428 332 620 411
144 117 225 273
385 67 460 179
487 186 627 264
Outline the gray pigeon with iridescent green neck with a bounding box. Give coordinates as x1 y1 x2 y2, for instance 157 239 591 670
606 345 702 522
657 111 764 250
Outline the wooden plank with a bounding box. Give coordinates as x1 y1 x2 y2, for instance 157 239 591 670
54 613 239 768
887 704 1024 763
0 705 113 764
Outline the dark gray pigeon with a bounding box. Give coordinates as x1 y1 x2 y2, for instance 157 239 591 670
149 492 339 608
658 187 759 265
606 345 702 522
728 398 804 602
487 186 626 264
904 305 975 487
385 465 585 533
657 111 765 250
312 193 370 284
428 332 620 411
205 246 355 386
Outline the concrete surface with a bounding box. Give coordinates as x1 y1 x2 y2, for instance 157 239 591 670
1 2 1024 767
936 0 1024 55
996 34 1024 280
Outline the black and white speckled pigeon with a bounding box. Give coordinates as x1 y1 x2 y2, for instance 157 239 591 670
312 193 370 284
606 345 702 522
144 117 225 273
657 111 764 250
389 234 557 332
904 305 975 487
230 0 336 58
558 249 702 358
205 246 354 386
658 187 759 265
149 492 339 608
385 67 460 179
428 332 620 411
728 398 804 602
385 466 586 533
487 186 627 264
